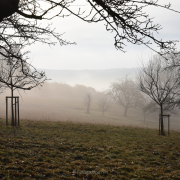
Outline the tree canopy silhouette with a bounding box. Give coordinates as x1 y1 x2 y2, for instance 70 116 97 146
0 0 180 59
0 0 19 22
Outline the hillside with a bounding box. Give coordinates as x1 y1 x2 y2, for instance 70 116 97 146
0 120 180 179
0 79 180 131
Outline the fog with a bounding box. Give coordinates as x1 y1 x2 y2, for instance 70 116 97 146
0 80 180 131
40 68 138 91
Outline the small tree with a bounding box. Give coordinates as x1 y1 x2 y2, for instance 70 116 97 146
84 92 93 114
137 55 180 135
0 46 47 126
109 77 144 117
98 93 111 116
83 87 96 114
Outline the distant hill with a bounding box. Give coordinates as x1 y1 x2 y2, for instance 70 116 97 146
40 68 138 91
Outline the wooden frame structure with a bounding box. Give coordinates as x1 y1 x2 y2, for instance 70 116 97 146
159 114 170 136
6 96 20 126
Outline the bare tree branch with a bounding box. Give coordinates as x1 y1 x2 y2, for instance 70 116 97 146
0 45 47 91
0 0 179 59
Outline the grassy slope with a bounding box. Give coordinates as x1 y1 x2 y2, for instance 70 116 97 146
0 120 180 180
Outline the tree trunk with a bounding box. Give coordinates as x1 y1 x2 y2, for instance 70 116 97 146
144 113 146 123
102 110 104 116
86 103 90 114
160 104 165 135
124 107 128 117
11 87 14 126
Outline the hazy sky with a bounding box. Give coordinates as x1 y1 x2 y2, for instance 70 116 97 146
26 0 180 70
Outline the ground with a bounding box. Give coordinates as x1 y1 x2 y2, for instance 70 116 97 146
0 119 180 179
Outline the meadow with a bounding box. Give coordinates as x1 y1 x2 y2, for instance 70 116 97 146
0 119 180 180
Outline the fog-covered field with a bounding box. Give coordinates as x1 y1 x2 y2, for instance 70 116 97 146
0 82 180 132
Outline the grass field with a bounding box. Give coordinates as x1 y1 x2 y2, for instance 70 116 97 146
0 119 180 180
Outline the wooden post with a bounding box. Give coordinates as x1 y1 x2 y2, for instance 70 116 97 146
6 96 20 126
15 97 17 126
168 115 170 136
159 114 170 136
6 97 8 126
18 97 19 126
159 114 161 135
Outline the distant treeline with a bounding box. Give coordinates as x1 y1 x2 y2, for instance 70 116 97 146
26 82 100 101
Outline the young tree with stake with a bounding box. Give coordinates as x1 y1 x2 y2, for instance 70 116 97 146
0 46 47 126
137 55 180 135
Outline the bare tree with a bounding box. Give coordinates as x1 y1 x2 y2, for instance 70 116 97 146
83 87 96 114
84 92 93 114
109 77 143 117
98 93 111 116
137 55 180 135
0 0 179 60
0 45 47 126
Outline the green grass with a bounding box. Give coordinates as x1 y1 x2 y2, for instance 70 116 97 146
0 119 180 179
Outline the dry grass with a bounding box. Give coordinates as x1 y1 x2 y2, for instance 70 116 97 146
0 119 180 179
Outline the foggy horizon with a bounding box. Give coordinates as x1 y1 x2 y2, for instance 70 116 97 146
37 68 138 91
37 67 140 71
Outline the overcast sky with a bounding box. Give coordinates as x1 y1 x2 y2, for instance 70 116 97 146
26 0 180 70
